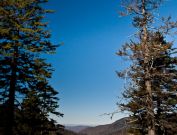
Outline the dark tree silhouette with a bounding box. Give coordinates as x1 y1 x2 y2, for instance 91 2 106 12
0 0 62 135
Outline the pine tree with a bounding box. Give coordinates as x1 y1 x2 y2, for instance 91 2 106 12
150 33 177 135
0 0 62 135
117 1 177 135
15 89 62 135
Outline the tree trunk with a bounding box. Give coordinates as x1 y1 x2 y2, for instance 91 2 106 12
141 0 155 134
148 128 155 135
6 46 18 135
146 77 155 135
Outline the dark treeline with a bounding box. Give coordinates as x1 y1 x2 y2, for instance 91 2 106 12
0 0 63 135
117 0 177 135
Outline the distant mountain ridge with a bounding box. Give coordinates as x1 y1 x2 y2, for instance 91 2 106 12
65 125 91 133
79 117 128 135
64 117 128 135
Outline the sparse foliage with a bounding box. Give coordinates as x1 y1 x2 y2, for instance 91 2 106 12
117 1 177 135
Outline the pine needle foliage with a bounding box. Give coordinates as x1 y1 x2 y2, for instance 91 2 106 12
0 0 62 135
117 1 177 135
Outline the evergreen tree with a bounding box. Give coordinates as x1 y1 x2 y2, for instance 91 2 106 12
15 89 62 135
0 0 62 135
117 1 177 135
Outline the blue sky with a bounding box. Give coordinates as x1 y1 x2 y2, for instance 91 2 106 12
45 0 177 125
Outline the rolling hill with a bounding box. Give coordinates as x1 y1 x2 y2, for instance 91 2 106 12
65 117 128 135
65 125 91 133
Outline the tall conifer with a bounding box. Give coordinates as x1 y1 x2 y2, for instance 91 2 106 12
117 1 177 135
0 0 62 135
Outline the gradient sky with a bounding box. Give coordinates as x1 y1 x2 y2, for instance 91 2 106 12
44 0 177 125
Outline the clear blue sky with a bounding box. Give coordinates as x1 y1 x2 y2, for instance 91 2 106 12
45 0 177 125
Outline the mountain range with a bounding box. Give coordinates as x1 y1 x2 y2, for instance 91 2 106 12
65 125 91 133
63 117 128 135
